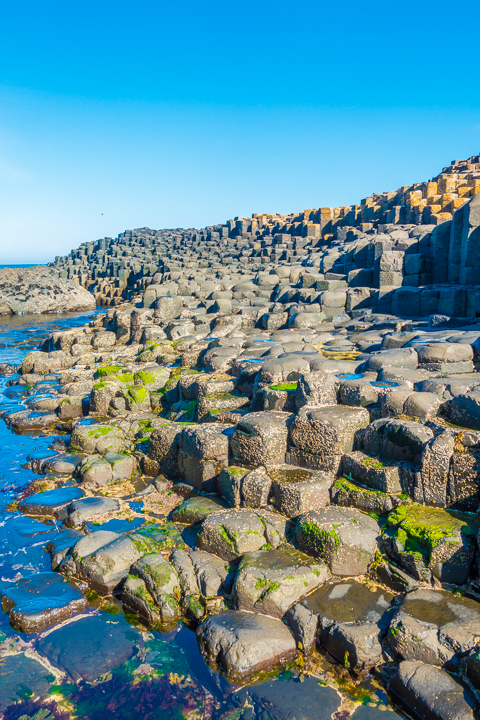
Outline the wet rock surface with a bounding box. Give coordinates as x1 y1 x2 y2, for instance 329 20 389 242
389 660 478 720
36 614 136 682
196 609 298 682
1 572 88 632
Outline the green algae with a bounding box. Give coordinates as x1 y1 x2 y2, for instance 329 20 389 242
334 476 386 497
386 503 480 563
87 426 113 438
268 383 298 392
96 365 122 378
128 386 149 405
300 521 340 550
135 370 160 386
218 525 238 549
362 457 386 469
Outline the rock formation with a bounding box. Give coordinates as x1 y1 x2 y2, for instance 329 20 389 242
3 153 480 718
0 265 96 315
49 154 480 317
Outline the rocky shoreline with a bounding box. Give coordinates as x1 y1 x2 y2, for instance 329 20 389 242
0 265 96 315
3 156 480 719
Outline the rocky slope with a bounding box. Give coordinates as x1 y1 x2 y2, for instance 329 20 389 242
0 265 96 315
49 153 480 309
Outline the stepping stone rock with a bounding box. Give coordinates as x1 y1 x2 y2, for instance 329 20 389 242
64 496 120 528
330 475 401 515
289 405 369 472
42 452 83 475
123 552 181 625
388 588 480 667
171 495 229 524
440 392 480 432
18 485 85 519
197 609 297 683
1 571 88 633
287 580 394 668
78 454 113 486
129 522 186 552
230 411 293 467
269 464 333 517
178 424 231 491
233 544 328 618
62 530 141 593
341 450 402 493
189 549 235 597
197 508 283 561
389 660 477 720
69 423 126 454
296 506 379 575
382 504 479 584
46 527 84 570
5 409 58 432
241 466 273 507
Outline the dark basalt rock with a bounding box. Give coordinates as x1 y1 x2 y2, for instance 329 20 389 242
18 485 85 519
196 609 297 683
287 579 395 669
1 571 88 633
36 613 137 682
389 660 477 720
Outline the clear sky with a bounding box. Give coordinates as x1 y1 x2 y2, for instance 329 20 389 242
1 0 479 263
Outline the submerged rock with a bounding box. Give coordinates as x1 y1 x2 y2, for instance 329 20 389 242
0 653 53 712
18 485 85 518
36 613 137 682
235 673 342 720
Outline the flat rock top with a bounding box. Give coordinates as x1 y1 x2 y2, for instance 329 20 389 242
401 588 480 628
303 580 394 625
1 571 84 612
19 486 85 513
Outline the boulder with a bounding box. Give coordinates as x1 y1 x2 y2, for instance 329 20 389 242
197 508 283 561
196 609 297 683
232 544 328 618
230 411 293 467
0 265 96 314
287 580 394 668
389 660 477 720
1 572 88 633
296 506 379 575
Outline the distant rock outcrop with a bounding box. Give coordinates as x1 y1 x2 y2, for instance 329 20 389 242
0 266 96 315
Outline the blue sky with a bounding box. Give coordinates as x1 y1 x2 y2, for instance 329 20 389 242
1 0 479 263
